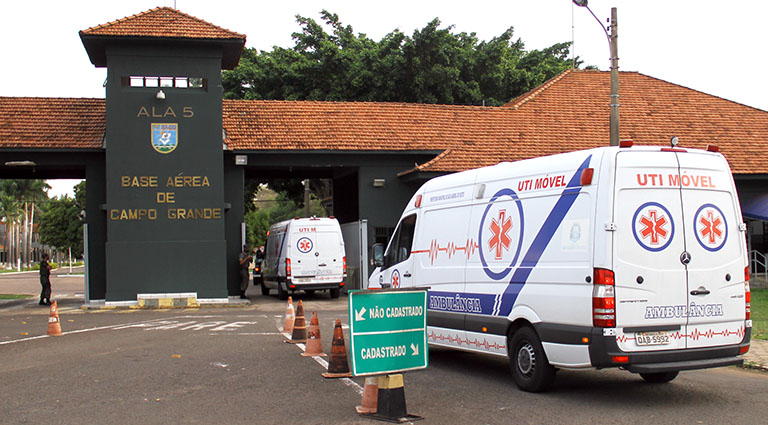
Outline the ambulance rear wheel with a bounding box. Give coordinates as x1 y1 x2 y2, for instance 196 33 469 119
639 371 679 384
329 287 341 299
509 327 556 392
277 282 288 300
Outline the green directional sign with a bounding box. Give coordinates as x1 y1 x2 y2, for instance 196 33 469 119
348 289 428 376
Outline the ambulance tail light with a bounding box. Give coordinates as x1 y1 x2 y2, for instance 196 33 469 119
414 194 422 208
619 140 633 148
706 145 720 153
343 256 347 278
286 258 292 278
593 268 616 328
580 168 594 186
745 276 751 320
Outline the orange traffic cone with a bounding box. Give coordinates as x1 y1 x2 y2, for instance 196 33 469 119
47 300 62 336
301 311 326 357
356 376 378 414
283 296 295 333
286 300 307 343
322 319 352 378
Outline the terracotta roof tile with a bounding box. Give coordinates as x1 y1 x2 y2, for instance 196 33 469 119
80 7 245 40
0 97 104 149
3 70 768 176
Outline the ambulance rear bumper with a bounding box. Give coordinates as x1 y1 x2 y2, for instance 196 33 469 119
588 327 751 372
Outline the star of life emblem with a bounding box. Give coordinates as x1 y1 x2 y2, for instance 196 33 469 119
694 204 727 252
632 202 675 252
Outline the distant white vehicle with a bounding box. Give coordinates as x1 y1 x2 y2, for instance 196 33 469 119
261 217 346 299
369 144 751 392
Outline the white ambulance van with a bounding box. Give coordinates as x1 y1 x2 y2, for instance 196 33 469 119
262 217 346 299
368 144 751 392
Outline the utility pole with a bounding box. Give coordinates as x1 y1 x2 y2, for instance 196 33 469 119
574 1 620 146
304 179 311 217
609 7 619 147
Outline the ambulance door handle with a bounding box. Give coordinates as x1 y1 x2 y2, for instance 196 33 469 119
690 286 710 296
403 272 412 277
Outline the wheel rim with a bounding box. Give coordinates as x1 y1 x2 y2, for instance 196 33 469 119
517 342 536 376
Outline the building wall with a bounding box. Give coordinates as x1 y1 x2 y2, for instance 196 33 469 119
103 43 228 301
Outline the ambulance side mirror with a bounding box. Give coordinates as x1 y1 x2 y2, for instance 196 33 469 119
372 243 384 268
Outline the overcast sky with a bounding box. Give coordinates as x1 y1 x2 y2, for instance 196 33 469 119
2 0 767 196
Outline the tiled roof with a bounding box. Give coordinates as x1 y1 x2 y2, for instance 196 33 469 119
497 70 768 174
80 7 245 40
0 97 105 149
3 70 768 175
222 100 517 172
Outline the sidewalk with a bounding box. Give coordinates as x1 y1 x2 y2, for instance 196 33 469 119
744 338 768 372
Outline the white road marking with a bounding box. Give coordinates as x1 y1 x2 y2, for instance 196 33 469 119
281 330 364 395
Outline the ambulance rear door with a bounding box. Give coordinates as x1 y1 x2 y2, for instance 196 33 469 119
677 151 747 349
290 222 319 282
613 150 689 352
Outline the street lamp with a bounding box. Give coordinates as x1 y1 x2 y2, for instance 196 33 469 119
574 0 619 147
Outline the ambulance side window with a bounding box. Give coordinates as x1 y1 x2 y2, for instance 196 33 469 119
384 214 417 267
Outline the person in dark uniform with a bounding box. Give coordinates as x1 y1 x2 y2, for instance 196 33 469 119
39 253 52 306
238 245 253 299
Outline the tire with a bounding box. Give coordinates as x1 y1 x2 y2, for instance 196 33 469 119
277 282 288 300
509 326 556 392
329 287 341 299
640 371 679 384
260 282 269 296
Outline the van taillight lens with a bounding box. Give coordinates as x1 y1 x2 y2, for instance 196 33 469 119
593 268 616 328
286 258 292 278
745 280 751 320
745 266 750 283
343 256 347 277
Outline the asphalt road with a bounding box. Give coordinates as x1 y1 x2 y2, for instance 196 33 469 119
1 278 767 424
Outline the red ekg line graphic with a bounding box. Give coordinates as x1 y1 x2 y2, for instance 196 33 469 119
615 326 745 343
428 330 506 351
412 239 480 265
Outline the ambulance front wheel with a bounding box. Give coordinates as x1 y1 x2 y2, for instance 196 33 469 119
509 326 556 392
639 371 679 384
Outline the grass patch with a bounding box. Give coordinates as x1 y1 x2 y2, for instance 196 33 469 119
0 294 33 300
752 288 768 340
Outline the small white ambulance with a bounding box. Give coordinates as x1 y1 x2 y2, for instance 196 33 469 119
368 144 751 392
262 217 347 299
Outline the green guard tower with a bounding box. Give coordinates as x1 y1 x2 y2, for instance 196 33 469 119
80 8 246 303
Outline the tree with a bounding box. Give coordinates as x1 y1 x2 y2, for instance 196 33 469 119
37 197 83 259
0 179 50 267
222 11 577 106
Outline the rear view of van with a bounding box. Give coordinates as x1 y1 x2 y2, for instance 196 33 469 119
261 217 346 299
368 144 751 392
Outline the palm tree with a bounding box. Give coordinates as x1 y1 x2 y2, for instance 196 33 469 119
0 180 50 267
0 193 23 269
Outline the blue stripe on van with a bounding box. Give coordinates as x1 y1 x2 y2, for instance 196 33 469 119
497 155 592 317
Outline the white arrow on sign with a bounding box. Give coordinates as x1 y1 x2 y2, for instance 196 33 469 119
410 343 419 356
355 307 367 321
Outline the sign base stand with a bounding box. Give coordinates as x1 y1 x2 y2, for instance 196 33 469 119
359 374 423 423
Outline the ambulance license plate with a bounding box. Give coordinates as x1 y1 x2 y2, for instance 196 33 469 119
635 331 670 346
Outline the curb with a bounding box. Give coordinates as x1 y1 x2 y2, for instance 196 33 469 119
742 361 768 373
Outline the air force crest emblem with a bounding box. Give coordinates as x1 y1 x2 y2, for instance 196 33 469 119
151 123 178 154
